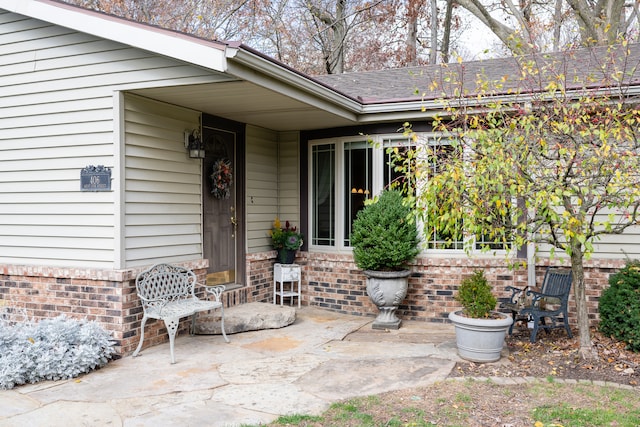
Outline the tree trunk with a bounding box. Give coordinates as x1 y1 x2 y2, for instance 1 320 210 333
569 238 598 360
406 0 419 66
441 0 453 62
552 0 563 51
429 0 438 64
309 0 346 74
331 0 346 74
454 0 535 54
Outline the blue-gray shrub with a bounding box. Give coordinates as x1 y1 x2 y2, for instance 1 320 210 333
0 315 116 389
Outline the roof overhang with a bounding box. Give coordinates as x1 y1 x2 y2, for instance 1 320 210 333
9 1 635 134
0 0 228 71
1 0 375 131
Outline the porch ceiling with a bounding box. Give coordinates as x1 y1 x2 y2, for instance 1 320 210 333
131 80 358 131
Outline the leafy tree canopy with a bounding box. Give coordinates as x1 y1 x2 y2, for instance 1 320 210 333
395 41 640 358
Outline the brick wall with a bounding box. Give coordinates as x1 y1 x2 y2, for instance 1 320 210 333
0 261 211 357
0 265 132 356
246 252 278 303
0 255 625 358
271 252 625 327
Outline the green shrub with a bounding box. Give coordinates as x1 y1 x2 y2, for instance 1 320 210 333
350 190 420 271
599 260 640 352
455 270 497 318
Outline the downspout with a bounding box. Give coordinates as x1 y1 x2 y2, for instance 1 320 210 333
277 134 281 220
527 242 535 286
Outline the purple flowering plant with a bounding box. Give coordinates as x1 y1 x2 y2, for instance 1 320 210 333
268 217 303 250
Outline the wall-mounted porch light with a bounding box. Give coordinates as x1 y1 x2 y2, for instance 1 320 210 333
185 129 205 158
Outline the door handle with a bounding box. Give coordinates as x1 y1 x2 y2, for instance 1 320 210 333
230 206 237 226
230 206 237 238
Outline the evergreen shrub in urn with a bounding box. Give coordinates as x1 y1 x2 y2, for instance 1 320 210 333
351 190 420 329
351 190 419 272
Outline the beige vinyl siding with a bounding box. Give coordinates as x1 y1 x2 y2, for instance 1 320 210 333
532 205 640 260
0 16 116 267
590 226 640 258
246 126 278 252
0 11 227 268
536 224 640 260
245 127 301 252
123 95 201 267
277 130 300 223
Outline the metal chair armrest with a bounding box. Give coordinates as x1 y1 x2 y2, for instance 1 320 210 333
205 285 226 301
505 285 525 303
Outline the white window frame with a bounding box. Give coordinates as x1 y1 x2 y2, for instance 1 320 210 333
307 133 512 257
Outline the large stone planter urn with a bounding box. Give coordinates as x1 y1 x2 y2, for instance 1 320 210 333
448 310 513 363
365 269 410 330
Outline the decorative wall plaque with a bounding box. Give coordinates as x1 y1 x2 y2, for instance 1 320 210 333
80 165 112 191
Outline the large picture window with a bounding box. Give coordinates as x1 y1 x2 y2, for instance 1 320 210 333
309 134 510 253
311 144 335 246
343 141 372 247
423 142 464 250
309 136 412 250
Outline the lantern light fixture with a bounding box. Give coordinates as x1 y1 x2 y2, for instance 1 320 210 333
185 129 205 158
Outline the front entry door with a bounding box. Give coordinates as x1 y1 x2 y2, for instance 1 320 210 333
203 126 238 286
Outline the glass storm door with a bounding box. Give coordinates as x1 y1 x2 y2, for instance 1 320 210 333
203 127 237 286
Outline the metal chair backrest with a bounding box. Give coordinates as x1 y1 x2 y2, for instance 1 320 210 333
540 267 572 303
135 263 196 302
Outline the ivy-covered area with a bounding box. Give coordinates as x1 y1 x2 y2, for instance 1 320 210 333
0 314 116 389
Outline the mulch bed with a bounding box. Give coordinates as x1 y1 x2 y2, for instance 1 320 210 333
449 326 640 386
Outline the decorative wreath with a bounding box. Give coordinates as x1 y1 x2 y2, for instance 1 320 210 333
210 158 233 199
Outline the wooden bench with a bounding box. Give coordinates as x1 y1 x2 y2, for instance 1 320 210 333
132 263 229 363
501 267 573 343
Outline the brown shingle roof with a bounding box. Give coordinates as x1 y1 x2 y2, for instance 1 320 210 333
314 43 640 104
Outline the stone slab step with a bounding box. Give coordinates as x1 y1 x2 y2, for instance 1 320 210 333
194 302 296 335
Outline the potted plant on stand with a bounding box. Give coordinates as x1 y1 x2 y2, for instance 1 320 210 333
351 190 420 330
448 270 513 363
269 218 303 264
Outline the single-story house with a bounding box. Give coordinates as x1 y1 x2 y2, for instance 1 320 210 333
1 0 638 356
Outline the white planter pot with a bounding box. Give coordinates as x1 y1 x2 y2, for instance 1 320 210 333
364 270 410 330
448 310 514 363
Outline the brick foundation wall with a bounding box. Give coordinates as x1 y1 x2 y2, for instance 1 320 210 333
0 255 625 358
0 261 211 357
246 251 279 303
0 264 134 356
294 253 625 327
